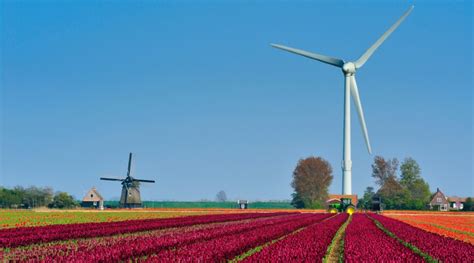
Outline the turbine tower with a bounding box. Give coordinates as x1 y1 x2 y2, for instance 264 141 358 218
271 6 413 195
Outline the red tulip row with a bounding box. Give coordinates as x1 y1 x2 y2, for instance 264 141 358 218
344 214 422 262
4 218 239 261
0 212 288 248
241 213 347 262
143 213 333 262
371 214 474 262
8 213 325 261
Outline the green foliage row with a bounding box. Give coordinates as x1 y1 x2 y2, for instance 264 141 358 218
0 186 77 208
0 186 77 209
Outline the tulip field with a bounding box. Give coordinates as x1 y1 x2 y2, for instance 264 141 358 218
0 210 473 262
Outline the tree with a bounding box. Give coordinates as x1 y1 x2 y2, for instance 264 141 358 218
371 156 399 186
48 192 77 209
0 187 22 208
360 187 375 209
377 176 409 209
291 156 333 209
290 192 305 209
464 197 473 211
22 186 54 208
215 190 227 202
400 157 421 186
399 158 430 210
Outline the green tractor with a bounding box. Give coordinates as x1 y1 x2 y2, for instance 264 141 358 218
328 197 356 215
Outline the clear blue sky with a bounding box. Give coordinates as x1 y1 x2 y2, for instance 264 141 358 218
1 1 472 201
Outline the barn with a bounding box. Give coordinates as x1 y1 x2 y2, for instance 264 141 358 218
82 187 104 209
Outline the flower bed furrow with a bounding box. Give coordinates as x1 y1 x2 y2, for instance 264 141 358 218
144 213 332 262
26 213 318 261
344 214 423 262
0 212 288 248
371 214 474 262
241 213 348 262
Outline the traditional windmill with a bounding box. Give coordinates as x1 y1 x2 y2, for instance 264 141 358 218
100 153 155 208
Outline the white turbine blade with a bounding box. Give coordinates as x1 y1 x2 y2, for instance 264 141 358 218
350 76 372 154
270 44 344 68
354 6 414 69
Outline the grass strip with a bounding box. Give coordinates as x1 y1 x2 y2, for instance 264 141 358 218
367 214 438 263
229 214 337 262
323 214 351 263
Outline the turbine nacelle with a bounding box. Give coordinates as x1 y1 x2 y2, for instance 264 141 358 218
342 62 356 75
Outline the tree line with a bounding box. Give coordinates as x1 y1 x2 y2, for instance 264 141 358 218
0 186 77 209
359 156 430 210
290 155 473 211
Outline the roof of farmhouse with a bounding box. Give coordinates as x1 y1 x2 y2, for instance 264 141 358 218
82 187 104 202
431 188 468 203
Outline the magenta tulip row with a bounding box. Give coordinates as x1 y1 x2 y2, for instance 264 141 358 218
0 212 289 248
7 213 327 261
344 214 422 262
143 213 332 262
371 214 474 262
242 213 348 262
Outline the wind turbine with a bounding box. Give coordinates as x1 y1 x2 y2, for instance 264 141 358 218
271 6 414 195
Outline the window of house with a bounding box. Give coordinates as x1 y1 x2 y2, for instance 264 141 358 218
437 197 441 202
460 204 464 210
453 203 457 208
91 194 94 198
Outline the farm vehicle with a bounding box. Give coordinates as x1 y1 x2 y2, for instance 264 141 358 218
328 197 356 215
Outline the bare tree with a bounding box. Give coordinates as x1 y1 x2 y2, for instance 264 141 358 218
215 190 227 202
291 156 333 209
371 156 399 186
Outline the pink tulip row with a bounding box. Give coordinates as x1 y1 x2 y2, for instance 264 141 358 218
7 213 323 261
371 214 474 263
143 213 333 262
0 212 288 248
344 214 423 262
241 213 347 262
